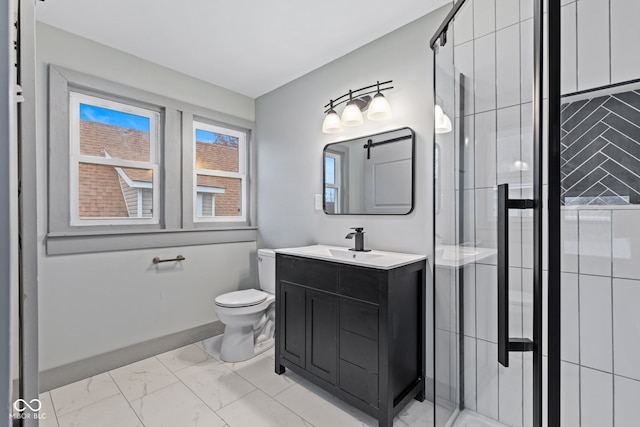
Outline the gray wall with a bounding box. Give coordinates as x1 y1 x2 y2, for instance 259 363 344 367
255 9 448 256
256 6 449 387
35 23 257 372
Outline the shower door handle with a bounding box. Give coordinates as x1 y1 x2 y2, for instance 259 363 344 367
498 183 535 367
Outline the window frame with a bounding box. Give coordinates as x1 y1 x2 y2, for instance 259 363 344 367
192 121 247 223
47 65 257 255
68 91 161 226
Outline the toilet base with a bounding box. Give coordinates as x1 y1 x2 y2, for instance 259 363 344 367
221 327 275 362
203 332 274 362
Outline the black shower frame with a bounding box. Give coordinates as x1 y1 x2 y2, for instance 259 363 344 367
430 0 562 426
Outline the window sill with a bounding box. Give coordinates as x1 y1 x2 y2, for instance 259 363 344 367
46 226 258 256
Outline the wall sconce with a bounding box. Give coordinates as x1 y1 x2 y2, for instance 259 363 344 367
322 80 393 133
434 104 453 134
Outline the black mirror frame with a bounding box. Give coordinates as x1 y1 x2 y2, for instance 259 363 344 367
322 126 415 215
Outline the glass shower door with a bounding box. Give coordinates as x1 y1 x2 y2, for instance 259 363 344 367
432 0 541 425
550 0 640 425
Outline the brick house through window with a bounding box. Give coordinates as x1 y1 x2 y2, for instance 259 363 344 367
78 120 241 219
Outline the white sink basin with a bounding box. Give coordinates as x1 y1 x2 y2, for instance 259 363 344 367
328 248 384 261
435 245 497 267
440 247 479 261
276 245 425 270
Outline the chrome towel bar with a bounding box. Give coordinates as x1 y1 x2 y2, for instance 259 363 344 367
152 255 185 264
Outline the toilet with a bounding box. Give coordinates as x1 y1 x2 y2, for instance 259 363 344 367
213 248 276 362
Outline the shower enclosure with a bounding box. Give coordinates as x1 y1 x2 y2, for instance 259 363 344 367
432 0 640 426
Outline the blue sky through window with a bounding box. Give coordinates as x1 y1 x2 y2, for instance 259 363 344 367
195 128 239 147
80 104 150 132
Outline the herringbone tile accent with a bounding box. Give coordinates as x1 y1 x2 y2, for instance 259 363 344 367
561 89 640 205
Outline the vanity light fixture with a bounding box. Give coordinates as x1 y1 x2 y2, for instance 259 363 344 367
322 80 393 133
367 81 392 121
341 90 364 126
434 104 453 134
322 100 343 133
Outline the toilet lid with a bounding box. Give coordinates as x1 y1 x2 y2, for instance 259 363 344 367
215 289 268 308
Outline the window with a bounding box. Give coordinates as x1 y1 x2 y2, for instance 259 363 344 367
48 66 256 254
69 92 160 225
193 121 247 222
324 151 341 214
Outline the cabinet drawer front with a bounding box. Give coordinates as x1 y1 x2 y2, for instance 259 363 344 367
340 330 378 373
339 265 379 303
339 360 378 407
340 299 378 340
278 255 338 292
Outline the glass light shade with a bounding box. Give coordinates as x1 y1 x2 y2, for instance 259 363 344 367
435 104 453 134
367 93 391 121
341 102 363 126
322 110 343 133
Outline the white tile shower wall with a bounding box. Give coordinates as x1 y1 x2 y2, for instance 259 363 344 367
463 336 478 410
561 361 580 427
580 367 613 427
455 41 475 118
454 0 535 423
455 116 476 191
610 1 640 84
476 340 499 420
496 26 521 109
612 210 640 280
578 274 613 372
614 375 640 427
474 0 495 39
560 3 577 94
612 278 640 381
496 0 519 31
578 210 612 277
474 111 497 189
562 0 640 93
474 34 497 113
560 273 579 364
577 0 610 91
476 264 498 343
498 353 523 427
453 1 640 425
565 208 640 426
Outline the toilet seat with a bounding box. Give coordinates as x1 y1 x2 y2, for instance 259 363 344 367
215 289 268 308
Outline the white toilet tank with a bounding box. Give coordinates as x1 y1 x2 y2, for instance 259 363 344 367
257 249 276 294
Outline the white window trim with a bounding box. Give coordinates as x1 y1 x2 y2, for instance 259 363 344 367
69 91 161 226
193 121 247 223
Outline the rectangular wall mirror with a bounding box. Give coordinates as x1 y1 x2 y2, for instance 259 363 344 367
323 127 414 215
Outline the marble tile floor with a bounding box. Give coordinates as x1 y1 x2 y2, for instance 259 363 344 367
39 339 435 427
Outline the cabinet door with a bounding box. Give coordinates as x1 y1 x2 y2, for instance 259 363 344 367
280 283 306 368
306 290 338 385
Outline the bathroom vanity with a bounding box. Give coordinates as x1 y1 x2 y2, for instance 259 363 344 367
274 245 426 427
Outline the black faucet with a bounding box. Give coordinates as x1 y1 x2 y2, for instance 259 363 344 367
345 227 370 252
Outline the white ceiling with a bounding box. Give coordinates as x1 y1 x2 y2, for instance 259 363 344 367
36 0 449 98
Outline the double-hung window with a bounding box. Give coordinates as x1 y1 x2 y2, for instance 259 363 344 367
193 121 247 223
48 65 256 254
69 91 160 226
324 151 342 214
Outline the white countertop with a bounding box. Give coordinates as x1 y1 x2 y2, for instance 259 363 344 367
275 244 426 270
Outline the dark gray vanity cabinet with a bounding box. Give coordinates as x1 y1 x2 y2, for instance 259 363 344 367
275 253 426 427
